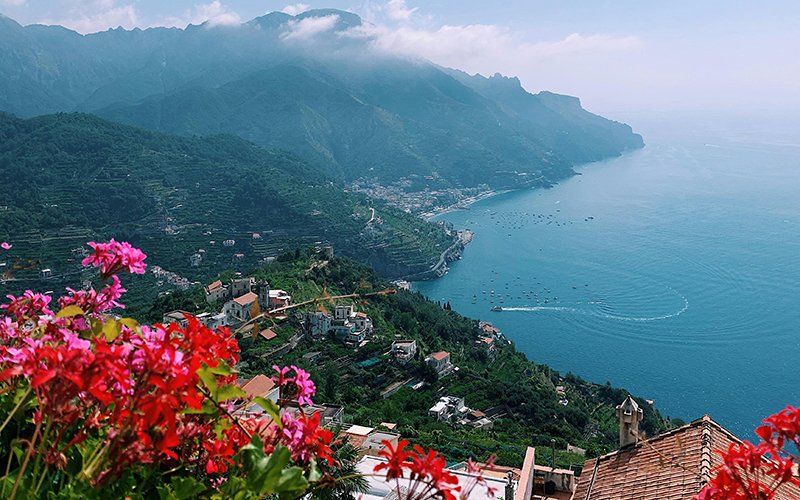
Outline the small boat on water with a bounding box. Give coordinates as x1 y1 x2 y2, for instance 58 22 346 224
491 306 503 312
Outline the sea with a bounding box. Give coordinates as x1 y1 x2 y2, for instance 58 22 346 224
414 111 800 438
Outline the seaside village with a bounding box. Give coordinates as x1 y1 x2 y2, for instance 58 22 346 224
158 276 793 499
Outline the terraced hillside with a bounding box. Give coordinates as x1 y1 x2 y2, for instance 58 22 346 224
0 112 456 298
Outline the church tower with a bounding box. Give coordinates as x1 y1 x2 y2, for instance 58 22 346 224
256 280 270 311
616 395 644 447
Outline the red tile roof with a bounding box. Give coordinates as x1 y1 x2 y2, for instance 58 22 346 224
573 415 800 500
233 291 258 306
431 351 449 361
259 328 277 340
238 374 276 399
354 312 368 318
206 280 222 291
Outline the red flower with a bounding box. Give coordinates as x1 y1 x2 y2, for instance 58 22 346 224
375 439 412 480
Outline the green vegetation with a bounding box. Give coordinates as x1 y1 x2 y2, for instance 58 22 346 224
0 112 455 305
155 250 671 470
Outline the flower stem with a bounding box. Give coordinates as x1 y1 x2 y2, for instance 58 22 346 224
0 387 32 435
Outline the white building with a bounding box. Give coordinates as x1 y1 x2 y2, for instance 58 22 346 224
204 280 227 304
306 311 333 338
391 340 417 363
429 396 468 422
223 292 258 323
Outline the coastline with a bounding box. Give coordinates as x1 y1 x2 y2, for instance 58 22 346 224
421 189 512 221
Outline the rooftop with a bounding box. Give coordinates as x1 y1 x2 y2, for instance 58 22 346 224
430 351 450 361
573 415 800 500
238 374 276 400
345 424 374 436
259 328 277 340
233 291 258 306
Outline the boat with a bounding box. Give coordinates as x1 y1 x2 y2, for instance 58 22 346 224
491 306 503 312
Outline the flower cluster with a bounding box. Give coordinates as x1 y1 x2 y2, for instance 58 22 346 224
272 364 317 406
0 240 332 496
697 405 800 499
374 439 463 500
82 239 147 278
0 239 493 500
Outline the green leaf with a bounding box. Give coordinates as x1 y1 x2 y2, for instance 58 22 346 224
197 364 218 399
102 319 120 341
157 476 208 500
57 305 84 318
180 400 217 415
276 467 310 499
252 397 282 427
207 361 233 376
119 317 139 331
217 384 246 402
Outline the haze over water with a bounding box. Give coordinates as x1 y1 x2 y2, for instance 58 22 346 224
415 113 800 437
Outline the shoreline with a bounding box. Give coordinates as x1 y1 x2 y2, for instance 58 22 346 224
421 189 512 221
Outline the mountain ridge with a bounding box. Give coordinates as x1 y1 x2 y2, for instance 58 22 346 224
0 10 643 190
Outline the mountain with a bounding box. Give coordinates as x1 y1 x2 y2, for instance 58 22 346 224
0 10 643 190
0 112 457 288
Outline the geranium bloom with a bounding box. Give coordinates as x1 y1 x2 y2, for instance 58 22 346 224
375 439 462 500
82 239 147 278
1 242 11 250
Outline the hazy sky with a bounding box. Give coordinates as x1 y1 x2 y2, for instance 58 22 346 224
2 0 798 115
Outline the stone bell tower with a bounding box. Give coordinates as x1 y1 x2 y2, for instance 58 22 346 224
616 395 644 448
256 280 270 311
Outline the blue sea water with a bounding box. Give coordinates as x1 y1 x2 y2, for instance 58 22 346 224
414 113 800 438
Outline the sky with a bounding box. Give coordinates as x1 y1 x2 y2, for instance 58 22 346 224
1 0 799 115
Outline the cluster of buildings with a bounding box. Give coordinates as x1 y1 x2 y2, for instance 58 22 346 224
428 395 494 429
304 304 374 346
348 178 490 216
162 276 292 331
151 265 192 290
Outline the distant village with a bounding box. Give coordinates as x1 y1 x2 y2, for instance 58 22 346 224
160 270 509 437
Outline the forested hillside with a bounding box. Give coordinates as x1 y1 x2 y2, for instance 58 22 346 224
146 250 675 468
0 112 455 295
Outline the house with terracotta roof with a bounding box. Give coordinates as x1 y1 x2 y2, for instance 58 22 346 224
426 350 454 376
204 279 228 304
571 396 800 500
223 291 259 323
237 374 279 402
259 328 277 341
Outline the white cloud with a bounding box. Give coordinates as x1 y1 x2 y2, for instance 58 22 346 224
345 21 641 70
281 14 339 41
0 0 27 7
162 1 241 28
39 3 139 34
384 0 416 22
281 3 311 16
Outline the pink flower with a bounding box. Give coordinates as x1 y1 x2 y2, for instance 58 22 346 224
115 241 147 274
81 240 147 278
291 365 316 406
1 242 11 250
